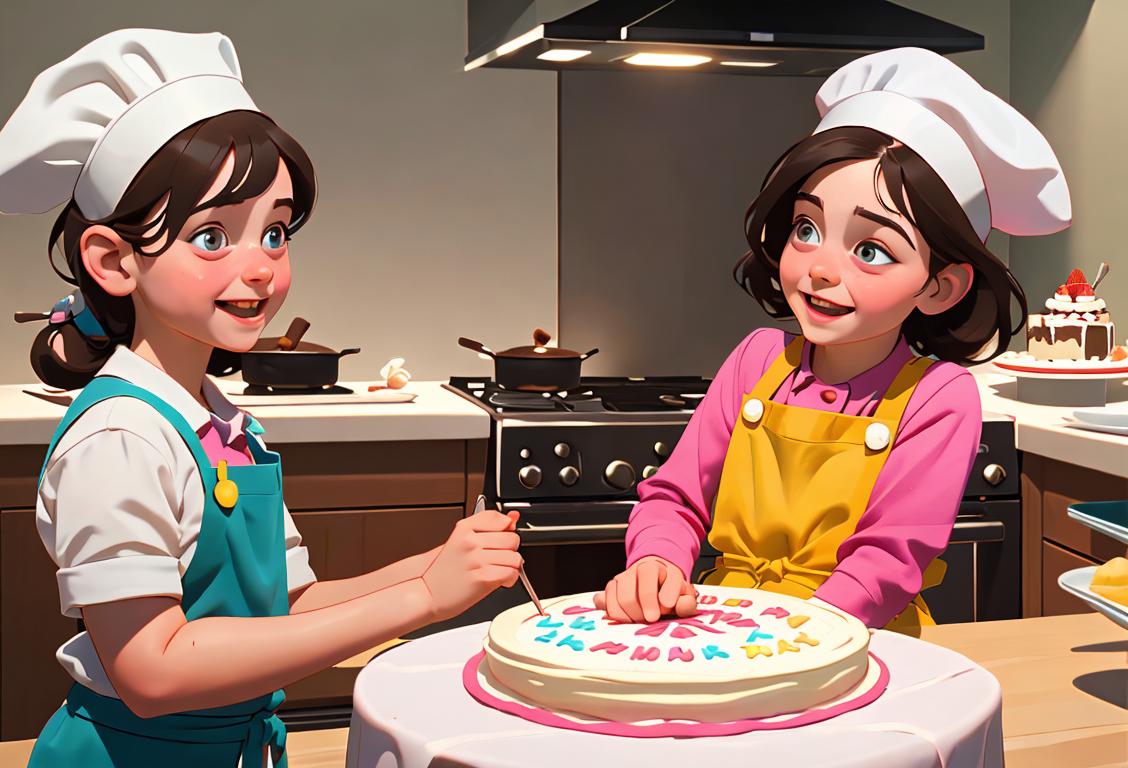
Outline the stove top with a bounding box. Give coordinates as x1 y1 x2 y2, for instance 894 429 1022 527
446 376 711 417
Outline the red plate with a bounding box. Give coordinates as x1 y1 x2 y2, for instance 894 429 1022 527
993 359 1128 375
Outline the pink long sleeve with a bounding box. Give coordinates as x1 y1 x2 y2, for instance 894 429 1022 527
625 328 781 581
813 370 981 626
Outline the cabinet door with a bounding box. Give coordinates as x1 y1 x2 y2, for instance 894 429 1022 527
1 509 77 741
1042 541 1097 617
290 506 462 581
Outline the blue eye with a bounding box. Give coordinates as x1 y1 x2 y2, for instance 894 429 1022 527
794 220 820 245
262 225 287 250
189 227 228 252
855 242 894 266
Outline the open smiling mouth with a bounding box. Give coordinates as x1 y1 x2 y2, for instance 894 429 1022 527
802 292 855 317
215 299 267 319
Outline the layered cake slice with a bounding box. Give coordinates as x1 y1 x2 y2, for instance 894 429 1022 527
1027 266 1115 361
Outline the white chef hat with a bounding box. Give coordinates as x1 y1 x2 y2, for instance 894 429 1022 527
0 28 259 220
814 47 1070 242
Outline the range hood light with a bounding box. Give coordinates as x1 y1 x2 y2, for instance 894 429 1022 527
623 52 711 68
537 49 592 62
720 60 779 69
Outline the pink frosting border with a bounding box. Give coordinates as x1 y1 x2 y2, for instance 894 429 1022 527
461 650 890 738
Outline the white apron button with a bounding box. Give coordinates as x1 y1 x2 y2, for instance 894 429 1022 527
742 398 764 424
865 423 891 451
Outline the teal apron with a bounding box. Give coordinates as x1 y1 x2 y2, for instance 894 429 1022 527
28 376 290 768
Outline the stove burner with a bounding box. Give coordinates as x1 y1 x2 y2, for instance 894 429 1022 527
449 376 711 415
243 384 354 396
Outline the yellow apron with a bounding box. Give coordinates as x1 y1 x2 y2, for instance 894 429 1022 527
698 335 945 636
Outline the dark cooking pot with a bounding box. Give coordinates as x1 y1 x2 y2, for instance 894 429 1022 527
459 329 598 391
242 339 360 389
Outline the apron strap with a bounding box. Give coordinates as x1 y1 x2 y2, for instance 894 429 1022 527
871 354 938 425
749 334 806 401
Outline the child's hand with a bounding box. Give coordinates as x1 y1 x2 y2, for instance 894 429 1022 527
594 556 698 623
421 510 522 621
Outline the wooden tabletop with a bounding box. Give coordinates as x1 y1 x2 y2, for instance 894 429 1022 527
1 613 1123 768
920 612 1127 768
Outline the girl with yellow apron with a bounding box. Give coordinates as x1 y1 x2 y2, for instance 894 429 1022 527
597 47 1070 635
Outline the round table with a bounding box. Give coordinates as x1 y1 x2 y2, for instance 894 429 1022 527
346 623 1003 768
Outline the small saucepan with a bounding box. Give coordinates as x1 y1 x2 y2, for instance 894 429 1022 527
459 329 598 392
242 318 360 389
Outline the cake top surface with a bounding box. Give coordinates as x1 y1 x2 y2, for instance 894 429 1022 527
485 586 869 680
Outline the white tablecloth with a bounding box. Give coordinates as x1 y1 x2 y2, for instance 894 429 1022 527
347 623 1003 768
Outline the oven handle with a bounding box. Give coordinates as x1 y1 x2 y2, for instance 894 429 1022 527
517 521 630 546
948 519 1005 544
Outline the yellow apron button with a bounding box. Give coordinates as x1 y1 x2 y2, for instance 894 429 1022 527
865 422 891 451
214 460 239 508
742 398 764 424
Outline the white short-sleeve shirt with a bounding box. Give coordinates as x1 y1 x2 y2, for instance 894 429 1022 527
37 345 317 696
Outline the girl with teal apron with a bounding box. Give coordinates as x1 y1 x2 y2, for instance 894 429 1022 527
29 377 289 768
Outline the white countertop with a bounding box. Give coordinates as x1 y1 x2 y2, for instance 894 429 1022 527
970 364 1128 479
1 371 1125 479
0 380 490 445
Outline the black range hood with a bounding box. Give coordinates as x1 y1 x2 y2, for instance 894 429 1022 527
466 1 983 76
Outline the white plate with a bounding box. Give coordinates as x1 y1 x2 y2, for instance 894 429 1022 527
1062 417 1128 437
1058 566 1128 630
993 352 1128 378
1072 407 1128 429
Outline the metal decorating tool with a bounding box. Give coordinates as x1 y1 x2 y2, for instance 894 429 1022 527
474 494 545 615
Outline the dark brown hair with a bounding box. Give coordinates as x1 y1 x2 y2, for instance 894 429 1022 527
733 126 1026 364
30 110 317 389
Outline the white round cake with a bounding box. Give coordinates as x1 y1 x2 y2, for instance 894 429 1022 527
483 585 871 723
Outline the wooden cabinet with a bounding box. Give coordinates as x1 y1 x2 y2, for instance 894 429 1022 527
1022 454 1128 618
0 439 488 741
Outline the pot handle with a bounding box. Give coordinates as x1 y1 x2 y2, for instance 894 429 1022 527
458 337 496 358
579 348 600 361
337 348 362 358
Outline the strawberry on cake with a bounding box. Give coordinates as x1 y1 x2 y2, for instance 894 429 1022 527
1027 264 1115 361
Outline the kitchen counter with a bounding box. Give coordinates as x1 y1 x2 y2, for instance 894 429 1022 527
0 380 489 445
971 365 1128 479
4 612 1116 768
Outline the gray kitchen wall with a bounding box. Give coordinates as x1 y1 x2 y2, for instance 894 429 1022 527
1009 1 1125 334
559 0 1013 376
0 1 556 384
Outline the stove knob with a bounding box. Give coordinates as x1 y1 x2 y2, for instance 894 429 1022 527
559 466 580 486
982 463 1007 486
519 448 531 460
604 460 636 490
654 442 671 458
642 465 659 479
519 465 543 489
554 442 572 459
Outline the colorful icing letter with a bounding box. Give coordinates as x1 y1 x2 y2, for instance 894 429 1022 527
761 607 790 619
787 615 810 629
723 598 753 608
668 646 695 662
589 642 629 655
744 630 774 643
569 617 596 631
699 595 718 605
535 630 559 643
793 632 819 647
777 639 800 654
741 644 773 659
631 646 661 662
562 605 598 615
635 621 670 637
670 625 697 639
557 634 585 651
536 615 564 628
702 645 730 660
726 618 761 628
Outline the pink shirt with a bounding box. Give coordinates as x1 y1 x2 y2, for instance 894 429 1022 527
625 327 982 627
196 410 254 467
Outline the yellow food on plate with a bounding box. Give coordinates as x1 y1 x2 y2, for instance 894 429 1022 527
1090 556 1128 607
